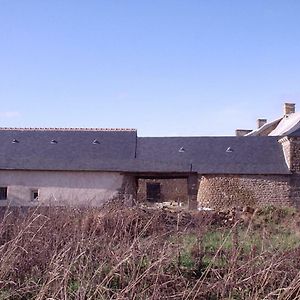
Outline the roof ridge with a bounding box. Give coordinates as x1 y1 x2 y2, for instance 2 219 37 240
0 127 137 132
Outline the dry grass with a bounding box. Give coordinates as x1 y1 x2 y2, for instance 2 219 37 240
0 204 299 299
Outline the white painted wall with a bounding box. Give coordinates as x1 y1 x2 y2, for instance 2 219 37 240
0 170 124 206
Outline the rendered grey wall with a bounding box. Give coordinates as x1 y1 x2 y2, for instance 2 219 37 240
0 170 124 206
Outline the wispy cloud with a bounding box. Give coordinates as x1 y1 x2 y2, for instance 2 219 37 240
0 111 21 118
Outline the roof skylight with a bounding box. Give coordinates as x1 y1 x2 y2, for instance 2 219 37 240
93 139 100 144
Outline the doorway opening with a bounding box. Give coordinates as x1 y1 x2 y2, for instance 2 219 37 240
146 183 161 202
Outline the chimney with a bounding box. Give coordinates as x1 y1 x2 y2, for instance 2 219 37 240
235 129 252 136
257 118 267 129
284 103 295 115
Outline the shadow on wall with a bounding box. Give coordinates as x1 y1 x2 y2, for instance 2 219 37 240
137 178 188 204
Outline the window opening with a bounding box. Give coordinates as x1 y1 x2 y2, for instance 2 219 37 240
0 187 7 200
31 189 39 201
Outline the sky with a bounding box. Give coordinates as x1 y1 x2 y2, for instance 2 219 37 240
0 0 300 136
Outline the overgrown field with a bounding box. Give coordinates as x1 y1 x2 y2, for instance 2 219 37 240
0 204 300 299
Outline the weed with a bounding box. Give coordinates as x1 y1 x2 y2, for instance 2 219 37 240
0 205 298 299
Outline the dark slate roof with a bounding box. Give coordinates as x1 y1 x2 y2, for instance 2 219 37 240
0 128 290 174
135 136 290 174
0 128 137 171
287 127 300 137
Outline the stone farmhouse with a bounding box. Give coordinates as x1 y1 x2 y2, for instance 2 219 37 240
0 102 300 209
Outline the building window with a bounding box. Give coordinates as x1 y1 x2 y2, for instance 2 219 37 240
31 189 39 202
146 183 161 202
0 187 7 200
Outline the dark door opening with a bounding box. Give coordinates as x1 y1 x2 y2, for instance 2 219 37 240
146 183 161 202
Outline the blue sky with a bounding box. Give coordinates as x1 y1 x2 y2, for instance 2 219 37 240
0 0 300 136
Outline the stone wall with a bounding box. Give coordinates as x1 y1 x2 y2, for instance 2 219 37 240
137 178 188 204
119 175 137 205
278 137 300 208
288 137 300 207
279 136 300 173
289 138 300 172
198 174 291 209
289 174 300 208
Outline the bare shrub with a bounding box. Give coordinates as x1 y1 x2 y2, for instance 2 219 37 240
0 205 298 299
